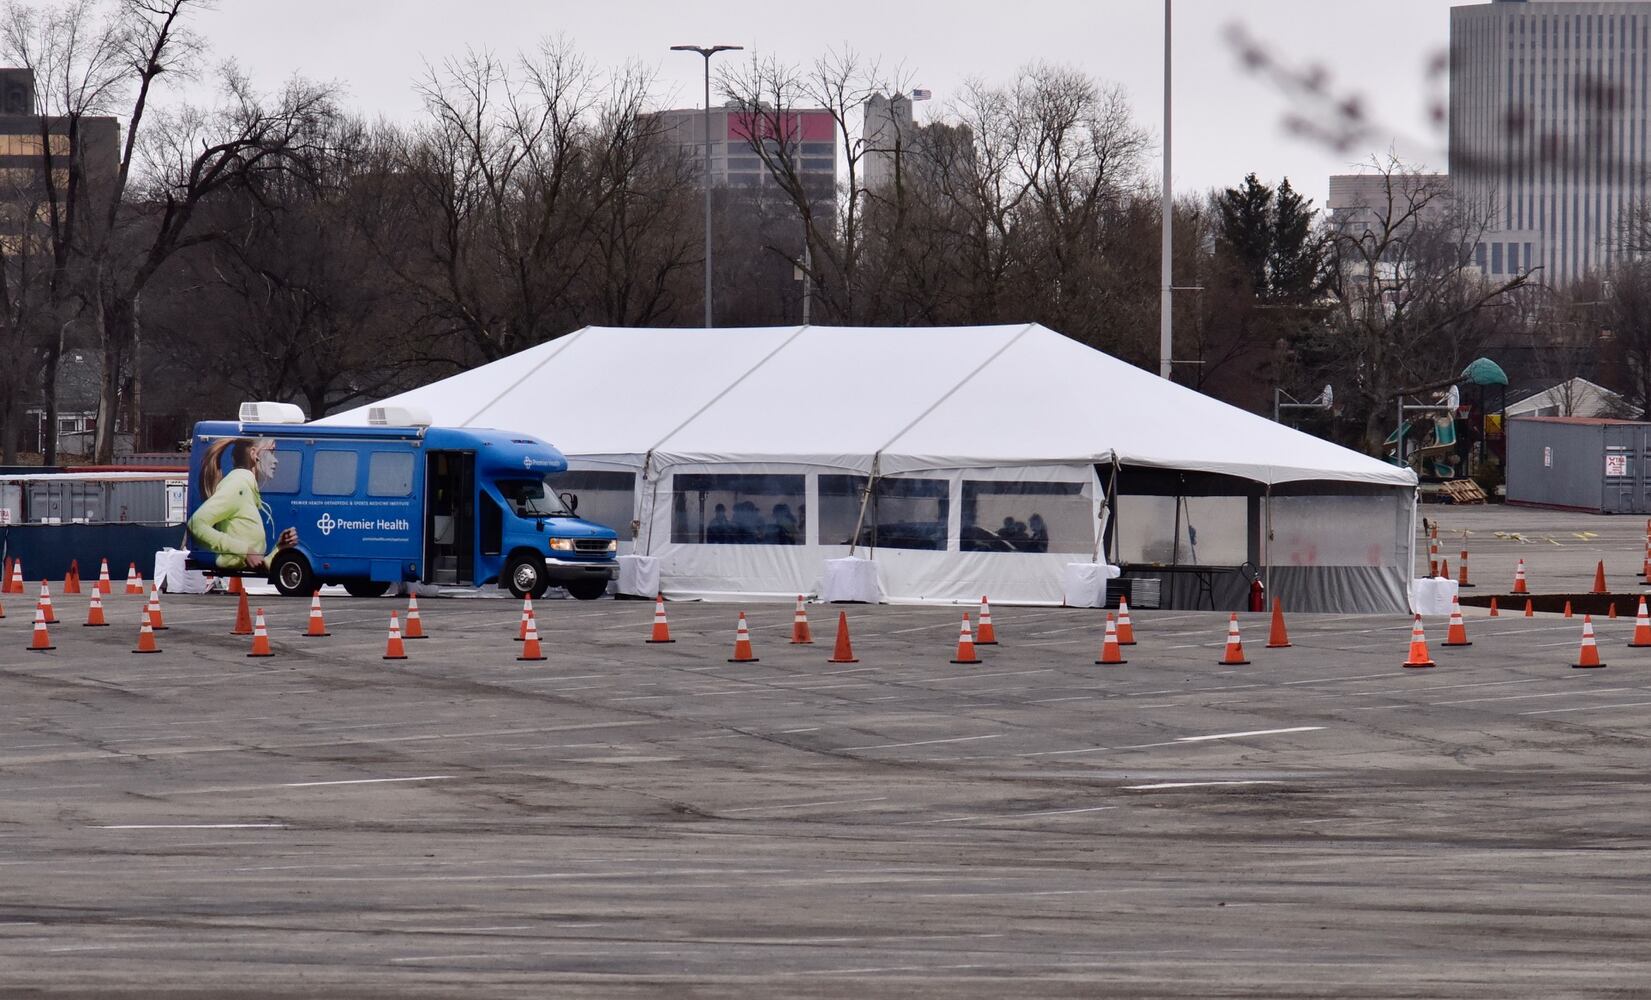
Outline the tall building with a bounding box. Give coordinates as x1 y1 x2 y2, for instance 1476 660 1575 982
0 68 120 246
651 102 837 204
1326 172 1453 239
862 92 974 191
1450 0 1651 284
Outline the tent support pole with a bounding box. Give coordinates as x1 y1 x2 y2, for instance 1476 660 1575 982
640 450 659 556
848 455 880 558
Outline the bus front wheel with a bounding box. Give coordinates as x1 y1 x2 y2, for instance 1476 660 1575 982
505 555 549 600
565 579 608 601
271 552 315 597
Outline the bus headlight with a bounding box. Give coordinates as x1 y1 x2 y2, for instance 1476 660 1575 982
606 540 617 552
548 538 576 552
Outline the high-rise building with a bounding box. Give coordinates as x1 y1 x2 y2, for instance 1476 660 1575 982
0 68 120 246
1450 0 1651 285
651 102 837 204
862 92 974 191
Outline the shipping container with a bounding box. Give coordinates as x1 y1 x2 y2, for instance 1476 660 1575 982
1506 416 1651 513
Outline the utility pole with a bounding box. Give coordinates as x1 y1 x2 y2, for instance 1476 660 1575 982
1159 0 1173 380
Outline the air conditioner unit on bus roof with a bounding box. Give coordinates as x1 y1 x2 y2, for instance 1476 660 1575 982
367 405 433 428
238 401 306 424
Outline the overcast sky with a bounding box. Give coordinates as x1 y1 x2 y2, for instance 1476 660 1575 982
177 0 1467 209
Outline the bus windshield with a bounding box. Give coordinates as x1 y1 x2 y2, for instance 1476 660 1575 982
497 478 574 518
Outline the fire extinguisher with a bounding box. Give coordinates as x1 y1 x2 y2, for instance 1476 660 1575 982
1249 578 1266 613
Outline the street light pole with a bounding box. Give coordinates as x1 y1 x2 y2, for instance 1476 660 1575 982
671 43 743 328
1159 0 1173 380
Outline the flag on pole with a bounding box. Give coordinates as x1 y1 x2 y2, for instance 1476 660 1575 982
910 88 932 100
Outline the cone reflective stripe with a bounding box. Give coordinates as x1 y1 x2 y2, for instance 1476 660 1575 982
1563 600 1573 619
1096 612 1127 665
1457 548 1474 587
247 609 274 657
125 562 143 594
132 609 159 654
1592 560 1608 595
1443 597 1471 647
790 595 814 644
146 584 166 630
383 611 408 660
826 611 858 663
1265 599 1291 649
231 588 253 635
516 597 533 642
1488 596 1500 617
404 594 426 638
1219 612 1249 665
1116 597 1136 646
1572 615 1606 669
517 612 546 661
27 606 53 651
728 612 759 663
83 590 108 627
1402 614 1436 668
976 596 998 645
36 581 55 624
1524 598 1535 618
304 591 331 637
1513 559 1528 594
1628 597 1651 647
96 558 112 594
645 594 674 643
63 560 81 595
950 613 981 664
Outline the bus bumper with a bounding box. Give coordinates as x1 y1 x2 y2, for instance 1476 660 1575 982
542 558 617 584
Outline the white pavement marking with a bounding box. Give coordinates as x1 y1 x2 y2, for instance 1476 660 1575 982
723 796 889 814
839 734 1003 751
1174 726 1324 743
1124 780 1283 790
282 775 456 788
94 823 288 829
1430 687 1634 706
1519 699 1651 716
918 805 1118 824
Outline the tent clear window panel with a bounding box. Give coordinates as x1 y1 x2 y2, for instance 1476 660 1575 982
961 480 1088 553
672 474 806 545
545 471 635 536
1115 495 1247 564
819 475 950 550
1268 495 1406 566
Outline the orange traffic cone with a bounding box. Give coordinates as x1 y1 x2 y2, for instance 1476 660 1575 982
1610 602 1619 620
247 608 274 657
1457 548 1474 588
1428 537 1439 577
146 584 166 631
27 606 53 651
1627 597 1651 647
1572 615 1606 669
36 581 56 624
515 596 533 642
826 611 858 663
8 556 23 594
950 613 981 664
83 589 108 627
645 594 673 644
304 591 330 637
63 560 81 595
517 612 546 661
1591 560 1608 595
1524 598 1534 618
790 595 813 644
0 588 5 618
1095 612 1127 665
383 611 408 660
1116 597 1137 645
1512 559 1528 594
227 575 244 596
231 588 253 635
1219 612 1249 665
132 608 160 654
1265 599 1291 649
1438 559 1450 582
125 562 143 594
1402 615 1435 669
976 596 998 645
1443 596 1471 647
1488 596 1500 617
1 558 10 593
1563 600 1573 619
96 558 112 595
404 594 426 638
728 612 759 663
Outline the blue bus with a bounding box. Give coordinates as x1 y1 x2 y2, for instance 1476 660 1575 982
185 404 618 599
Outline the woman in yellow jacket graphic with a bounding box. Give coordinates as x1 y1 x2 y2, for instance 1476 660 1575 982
188 437 299 571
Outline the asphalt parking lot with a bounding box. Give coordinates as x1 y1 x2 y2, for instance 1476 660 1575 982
2 572 1649 998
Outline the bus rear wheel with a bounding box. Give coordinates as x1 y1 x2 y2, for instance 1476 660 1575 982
270 552 315 597
505 555 549 600
343 580 391 598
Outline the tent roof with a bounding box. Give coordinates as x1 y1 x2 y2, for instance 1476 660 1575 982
321 324 1414 488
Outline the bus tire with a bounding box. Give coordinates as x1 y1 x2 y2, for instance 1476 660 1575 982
270 551 315 597
565 579 608 601
343 580 391 598
505 554 548 600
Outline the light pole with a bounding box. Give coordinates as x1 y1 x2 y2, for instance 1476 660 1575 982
671 43 743 328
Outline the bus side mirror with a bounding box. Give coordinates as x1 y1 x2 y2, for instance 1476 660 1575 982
535 518 544 532
559 491 579 514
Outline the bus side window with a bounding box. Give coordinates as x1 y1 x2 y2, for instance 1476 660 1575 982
479 491 503 556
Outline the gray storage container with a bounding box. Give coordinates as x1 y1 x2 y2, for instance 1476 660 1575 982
1506 416 1651 513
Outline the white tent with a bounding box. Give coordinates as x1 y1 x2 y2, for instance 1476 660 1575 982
323 324 1417 611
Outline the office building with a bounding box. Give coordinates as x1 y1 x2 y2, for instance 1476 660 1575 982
862 92 974 191
651 102 837 204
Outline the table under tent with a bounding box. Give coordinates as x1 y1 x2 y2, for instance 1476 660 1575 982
321 324 1417 612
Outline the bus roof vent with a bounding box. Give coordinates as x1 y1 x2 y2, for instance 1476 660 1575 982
239 401 306 424
367 405 433 428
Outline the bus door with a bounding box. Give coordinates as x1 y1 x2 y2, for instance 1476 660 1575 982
425 451 475 584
